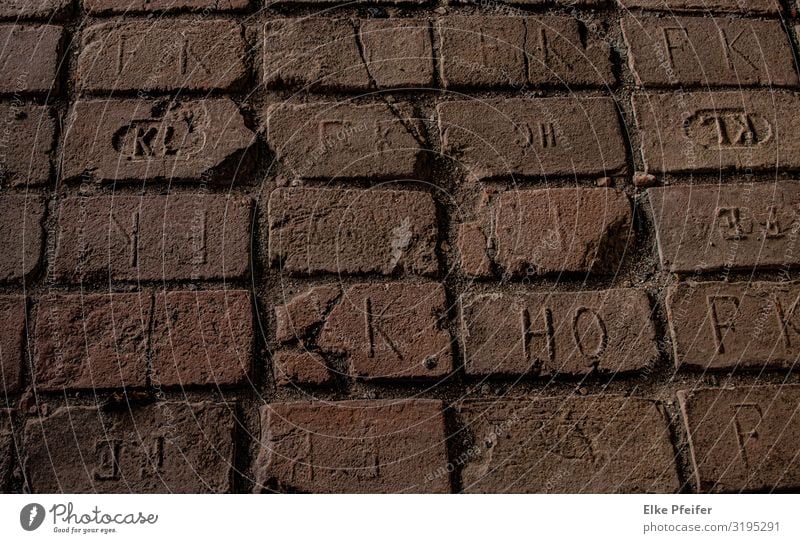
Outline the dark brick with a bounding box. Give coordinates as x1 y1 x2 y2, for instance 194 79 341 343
0 296 25 395
0 0 71 19
85 0 250 13
457 396 679 492
0 104 55 187
0 195 45 282
0 409 12 491
24 402 236 492
53 195 252 283
255 400 449 493
0 25 63 94
460 289 658 376
273 350 334 387
619 0 780 15
678 385 800 492
275 285 341 344
268 188 438 276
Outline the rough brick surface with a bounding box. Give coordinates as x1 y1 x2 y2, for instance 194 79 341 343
85 0 250 13
268 188 438 276
0 195 45 282
0 410 12 491
438 97 627 179
0 25 63 94
619 0 780 14
53 195 252 283
77 20 247 93
679 385 800 492
0 296 25 395
24 402 236 492
273 350 333 387
622 17 797 88
34 292 150 391
276 285 342 344
438 16 613 89
0 0 71 19
632 91 800 174
460 289 658 376
0 104 55 186
650 182 800 273
61 99 254 183
266 102 425 180
150 290 253 388
459 188 632 277
457 396 679 493
255 400 449 493
667 281 800 371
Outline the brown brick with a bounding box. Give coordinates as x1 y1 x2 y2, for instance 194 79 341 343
0 195 45 282
0 25 63 94
0 296 25 395
61 98 255 183
34 292 150 391
438 16 613 89
151 290 253 388
273 350 334 387
264 18 433 91
53 195 252 283
622 17 797 88
650 182 800 273
268 188 438 276
678 385 800 492
0 0 71 19
632 91 800 174
457 396 679 492
266 102 425 180
460 289 658 376
0 104 55 186
0 409 12 491
459 188 632 277
77 20 247 93
275 285 341 343
85 0 250 13
619 0 780 15
24 402 235 492
667 281 800 371
255 400 449 493
438 97 626 179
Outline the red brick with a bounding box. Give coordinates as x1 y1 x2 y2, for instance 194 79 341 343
460 289 658 376
678 385 800 492
0 104 55 186
77 20 247 93
632 91 800 174
275 285 341 344
264 18 433 91
457 396 679 492
459 188 632 277
53 195 252 283
0 25 63 94
0 409 12 491
268 188 438 276
622 16 797 88
0 296 25 395
255 400 449 493
438 97 627 179
619 0 780 15
438 16 613 89
273 350 333 387
266 102 425 180
667 281 800 371
61 98 255 183
650 182 800 273
0 195 45 282
85 0 250 13
0 0 71 19
150 290 253 388
34 292 150 391
24 402 236 492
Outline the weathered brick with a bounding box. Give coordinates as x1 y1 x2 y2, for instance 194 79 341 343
622 17 797 88
667 281 800 371
438 97 627 179
459 188 632 277
650 182 800 273
24 402 235 492
266 102 425 180
0 296 25 395
275 285 341 344
77 20 247 93
632 91 800 174
0 0 71 19
255 400 449 493
61 98 255 183
0 25 63 94
264 18 433 91
151 290 253 388
438 16 613 89
268 188 438 276
460 289 658 376
619 0 780 15
0 104 55 186
273 350 334 387
85 0 250 13
457 396 679 492
34 292 150 391
0 195 45 282
53 195 252 283
0 409 12 491
678 385 800 492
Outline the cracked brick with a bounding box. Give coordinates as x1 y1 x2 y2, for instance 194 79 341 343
273 350 334 387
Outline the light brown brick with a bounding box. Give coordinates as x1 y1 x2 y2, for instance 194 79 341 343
0 104 55 186
0 25 63 94
619 0 780 15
